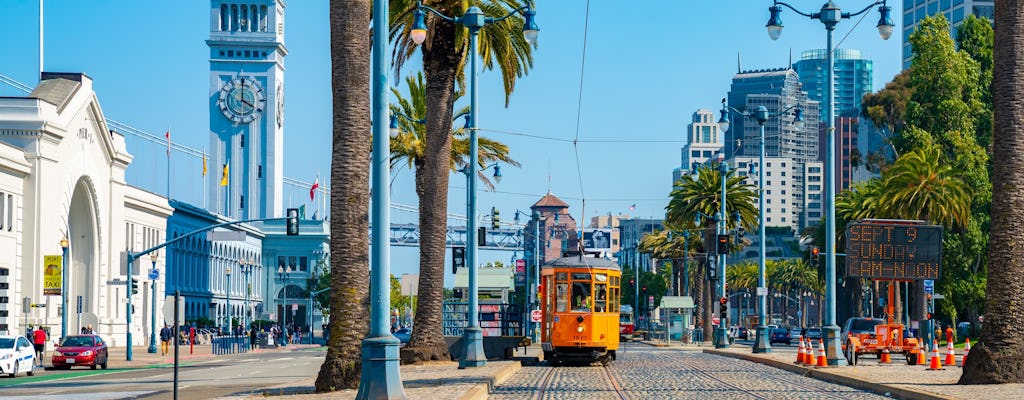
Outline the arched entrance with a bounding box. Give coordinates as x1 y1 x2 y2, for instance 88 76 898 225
276 284 307 336
68 178 99 335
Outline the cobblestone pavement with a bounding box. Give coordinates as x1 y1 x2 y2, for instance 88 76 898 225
490 343 887 399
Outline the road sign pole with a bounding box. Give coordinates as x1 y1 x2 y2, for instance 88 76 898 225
126 253 133 361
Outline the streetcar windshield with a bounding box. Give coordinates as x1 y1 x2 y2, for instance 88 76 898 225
619 313 633 324
572 281 592 312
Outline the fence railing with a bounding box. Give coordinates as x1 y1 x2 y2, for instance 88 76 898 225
211 335 250 355
442 301 523 337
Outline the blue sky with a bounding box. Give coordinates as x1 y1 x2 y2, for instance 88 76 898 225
0 1 903 281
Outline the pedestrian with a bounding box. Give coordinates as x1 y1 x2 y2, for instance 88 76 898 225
160 323 173 356
249 326 257 350
945 325 955 346
32 326 48 361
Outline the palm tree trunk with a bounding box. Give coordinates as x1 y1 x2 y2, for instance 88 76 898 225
315 0 371 391
961 0 1024 384
403 7 462 363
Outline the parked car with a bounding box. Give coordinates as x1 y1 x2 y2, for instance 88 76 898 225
769 328 792 345
737 326 749 340
0 335 36 377
392 328 411 344
806 327 823 340
790 327 802 340
52 334 108 370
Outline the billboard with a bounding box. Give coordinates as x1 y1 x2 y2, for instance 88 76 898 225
582 228 613 251
43 255 62 296
845 221 943 280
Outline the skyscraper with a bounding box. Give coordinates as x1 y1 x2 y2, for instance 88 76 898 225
208 1 287 219
673 109 724 184
792 49 873 121
902 0 994 69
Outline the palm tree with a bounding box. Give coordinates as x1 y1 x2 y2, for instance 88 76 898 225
315 0 371 391
388 0 536 363
960 0 1024 384
876 146 970 228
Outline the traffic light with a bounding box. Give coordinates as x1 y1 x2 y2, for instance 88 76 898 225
717 234 730 254
286 208 300 235
491 207 500 229
720 297 728 306
131 280 138 295
706 255 718 280
809 246 820 267
477 227 487 247
452 247 465 274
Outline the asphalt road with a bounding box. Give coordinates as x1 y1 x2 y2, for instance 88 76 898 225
0 348 325 399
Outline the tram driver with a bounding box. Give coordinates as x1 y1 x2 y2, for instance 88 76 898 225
572 281 592 312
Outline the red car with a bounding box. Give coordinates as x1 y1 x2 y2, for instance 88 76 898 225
52 334 108 370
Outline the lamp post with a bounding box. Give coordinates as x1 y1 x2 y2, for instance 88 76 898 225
358 0 404 395
239 258 253 331
225 266 232 335
774 292 799 326
277 266 291 332
411 1 537 368
765 0 893 365
715 159 729 348
148 255 158 354
60 237 69 343
719 99 803 353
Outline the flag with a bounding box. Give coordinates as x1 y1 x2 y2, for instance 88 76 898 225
628 204 636 211
310 175 319 201
220 164 229 186
165 130 171 157
202 153 208 177
298 204 306 219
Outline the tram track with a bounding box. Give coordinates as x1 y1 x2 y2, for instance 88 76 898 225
533 363 629 400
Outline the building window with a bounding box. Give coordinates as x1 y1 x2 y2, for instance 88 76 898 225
767 199 772 204
244 50 251 57
240 134 245 147
240 195 245 209
767 172 772 177
781 171 786 176
278 256 286 269
810 185 821 191
258 165 263 178
692 150 700 157
0 191 4 230
289 256 297 270
781 199 786 204
299 257 308 272
703 150 712 158
220 4 229 31
228 50 234 57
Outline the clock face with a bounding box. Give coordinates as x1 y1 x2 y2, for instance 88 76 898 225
217 77 265 124
276 83 284 128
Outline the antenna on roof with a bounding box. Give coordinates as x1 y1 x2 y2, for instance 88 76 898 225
737 52 742 74
788 48 793 69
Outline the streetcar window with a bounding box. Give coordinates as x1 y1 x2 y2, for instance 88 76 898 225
572 272 591 280
556 283 569 312
595 273 608 282
594 283 607 312
556 272 568 282
572 281 592 312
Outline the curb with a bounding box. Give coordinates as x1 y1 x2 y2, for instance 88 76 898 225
458 361 522 400
703 349 956 400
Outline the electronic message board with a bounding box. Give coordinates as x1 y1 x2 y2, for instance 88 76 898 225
845 221 943 280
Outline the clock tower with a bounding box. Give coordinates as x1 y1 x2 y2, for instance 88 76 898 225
207 0 286 219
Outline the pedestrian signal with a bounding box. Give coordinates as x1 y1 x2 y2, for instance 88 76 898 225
286 208 300 235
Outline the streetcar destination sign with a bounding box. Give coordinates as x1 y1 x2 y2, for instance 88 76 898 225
845 221 943 280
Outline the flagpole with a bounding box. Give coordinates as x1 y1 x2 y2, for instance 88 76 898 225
166 128 171 200
203 148 208 210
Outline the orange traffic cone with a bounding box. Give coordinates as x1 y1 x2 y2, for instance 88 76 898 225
962 339 971 368
916 340 927 365
927 340 944 370
815 340 828 367
795 339 805 364
802 338 811 364
945 341 957 366
880 348 892 364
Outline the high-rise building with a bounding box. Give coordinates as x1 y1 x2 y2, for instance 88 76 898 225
819 116 859 193
208 1 287 219
732 156 794 228
792 49 873 121
726 67 821 231
673 109 725 184
902 0 994 69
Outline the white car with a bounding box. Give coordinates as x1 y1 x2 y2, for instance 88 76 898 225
0 335 37 377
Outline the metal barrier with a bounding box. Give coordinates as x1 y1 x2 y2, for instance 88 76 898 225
442 301 523 337
211 335 250 355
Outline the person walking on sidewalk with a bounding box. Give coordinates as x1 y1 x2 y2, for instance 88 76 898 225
32 326 48 361
160 324 173 355
945 325 955 346
249 326 257 350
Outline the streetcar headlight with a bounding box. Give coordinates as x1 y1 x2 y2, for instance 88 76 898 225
577 325 584 333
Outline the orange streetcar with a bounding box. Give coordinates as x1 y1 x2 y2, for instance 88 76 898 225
540 254 622 365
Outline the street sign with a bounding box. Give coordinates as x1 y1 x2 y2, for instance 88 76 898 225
932 294 945 300
756 286 768 296
923 279 934 294
77 295 82 314
845 221 943 280
149 269 160 280
207 230 246 241
162 295 185 324
119 251 141 276
107 279 128 285
292 303 299 311
712 316 721 325
531 309 542 322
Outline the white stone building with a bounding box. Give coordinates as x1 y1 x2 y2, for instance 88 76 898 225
0 72 172 348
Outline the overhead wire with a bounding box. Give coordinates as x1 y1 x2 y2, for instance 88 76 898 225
571 0 592 261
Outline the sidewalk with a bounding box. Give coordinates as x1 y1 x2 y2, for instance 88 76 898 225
703 344 1024 400
40 341 322 370
218 344 543 400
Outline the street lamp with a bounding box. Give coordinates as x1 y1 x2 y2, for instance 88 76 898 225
239 258 254 332
765 0 893 366
693 156 733 349
148 254 158 354
277 266 291 334
225 265 232 335
719 99 803 354
412 0 537 368
60 237 69 343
